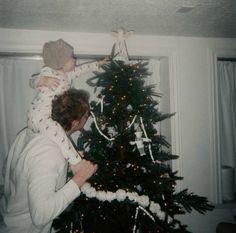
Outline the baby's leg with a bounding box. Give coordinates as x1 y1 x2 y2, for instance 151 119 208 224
31 115 82 164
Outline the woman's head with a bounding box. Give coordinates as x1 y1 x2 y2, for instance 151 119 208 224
51 88 90 132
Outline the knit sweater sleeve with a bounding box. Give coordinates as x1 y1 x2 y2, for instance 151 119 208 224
27 139 80 228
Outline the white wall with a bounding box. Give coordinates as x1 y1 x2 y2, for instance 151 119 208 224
1 28 236 232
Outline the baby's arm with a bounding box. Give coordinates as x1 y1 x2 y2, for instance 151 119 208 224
73 57 110 78
37 76 59 90
29 68 59 90
29 74 42 89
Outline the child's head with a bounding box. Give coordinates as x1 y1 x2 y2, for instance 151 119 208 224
42 39 75 71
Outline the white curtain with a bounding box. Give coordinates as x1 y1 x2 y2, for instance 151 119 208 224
0 57 43 183
0 57 161 184
147 59 161 90
217 61 236 168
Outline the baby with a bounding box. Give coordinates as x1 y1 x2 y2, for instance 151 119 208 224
28 38 108 165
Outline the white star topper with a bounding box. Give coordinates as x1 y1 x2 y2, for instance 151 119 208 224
111 27 134 62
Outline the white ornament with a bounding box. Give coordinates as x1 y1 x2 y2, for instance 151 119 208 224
96 191 106 201
106 191 117 202
139 195 149 207
130 131 151 156
127 192 139 202
81 182 91 192
86 187 97 198
116 189 127 201
80 182 171 223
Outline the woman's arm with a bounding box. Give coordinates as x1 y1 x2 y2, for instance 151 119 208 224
27 140 97 227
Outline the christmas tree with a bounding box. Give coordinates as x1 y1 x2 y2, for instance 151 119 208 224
53 29 213 233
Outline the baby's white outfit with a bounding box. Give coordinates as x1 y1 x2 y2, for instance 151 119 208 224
28 62 99 164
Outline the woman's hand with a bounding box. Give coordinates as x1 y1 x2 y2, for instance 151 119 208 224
71 159 97 187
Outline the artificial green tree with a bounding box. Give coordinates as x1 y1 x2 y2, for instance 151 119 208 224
53 31 213 233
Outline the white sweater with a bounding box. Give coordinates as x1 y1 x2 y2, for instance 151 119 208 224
0 129 80 233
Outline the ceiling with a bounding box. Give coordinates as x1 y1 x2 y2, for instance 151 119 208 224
0 0 235 38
